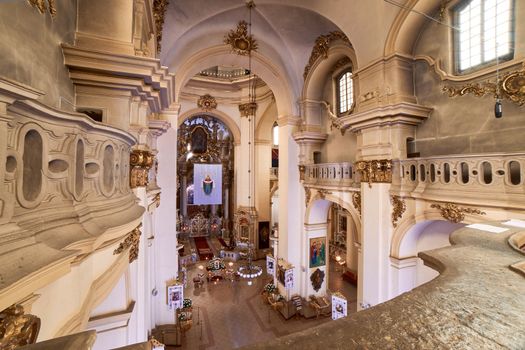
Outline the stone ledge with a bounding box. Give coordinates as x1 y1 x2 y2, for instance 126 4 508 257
243 222 525 350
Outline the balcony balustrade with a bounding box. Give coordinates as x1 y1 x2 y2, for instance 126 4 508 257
303 162 358 188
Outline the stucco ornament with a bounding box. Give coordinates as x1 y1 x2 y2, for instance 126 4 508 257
430 202 485 223
224 20 258 56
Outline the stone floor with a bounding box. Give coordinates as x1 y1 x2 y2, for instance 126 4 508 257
170 237 358 349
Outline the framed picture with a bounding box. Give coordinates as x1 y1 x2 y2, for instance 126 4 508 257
258 221 270 249
277 264 286 285
309 237 326 268
167 283 183 310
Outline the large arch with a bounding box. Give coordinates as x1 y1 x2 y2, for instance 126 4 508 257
384 0 442 56
302 44 358 102
178 108 241 146
174 45 296 117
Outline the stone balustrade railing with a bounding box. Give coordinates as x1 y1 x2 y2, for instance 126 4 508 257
392 152 525 208
0 78 144 311
303 162 358 188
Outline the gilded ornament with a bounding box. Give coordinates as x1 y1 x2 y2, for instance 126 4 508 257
352 192 361 216
298 165 306 182
114 225 142 263
0 305 40 350
304 31 351 80
239 102 258 117
224 20 258 56
355 159 393 187
430 202 485 223
153 0 169 54
443 62 525 106
26 0 56 17
304 187 311 207
317 189 332 200
391 195 406 228
130 149 155 188
197 94 217 111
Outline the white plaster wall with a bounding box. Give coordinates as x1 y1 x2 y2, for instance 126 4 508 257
92 327 128 350
31 244 121 341
154 125 179 325
91 273 128 316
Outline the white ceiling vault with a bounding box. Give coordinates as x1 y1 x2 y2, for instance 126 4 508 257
160 0 442 113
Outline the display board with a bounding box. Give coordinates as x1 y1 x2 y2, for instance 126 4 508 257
193 163 222 205
167 284 184 310
331 292 347 320
266 255 275 276
285 268 294 289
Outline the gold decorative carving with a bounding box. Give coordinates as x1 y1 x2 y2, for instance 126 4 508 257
298 165 306 182
114 225 142 263
391 196 406 228
0 305 41 350
304 187 311 207
355 159 393 187
26 0 56 17
153 193 161 208
197 94 217 111
130 149 155 188
239 102 258 117
317 189 332 200
332 57 352 73
443 62 525 106
430 203 486 223
153 0 169 54
352 192 361 217
304 31 351 80
224 20 258 56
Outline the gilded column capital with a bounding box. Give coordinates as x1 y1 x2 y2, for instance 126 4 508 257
130 149 155 188
355 159 393 186
239 102 258 117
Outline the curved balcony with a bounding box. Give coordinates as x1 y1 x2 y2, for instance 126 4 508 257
392 153 525 209
0 78 144 311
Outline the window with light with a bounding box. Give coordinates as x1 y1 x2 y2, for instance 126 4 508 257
337 70 353 115
454 0 514 73
272 122 279 146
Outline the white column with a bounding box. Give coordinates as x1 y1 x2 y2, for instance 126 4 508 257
389 257 418 299
255 140 271 221
277 115 302 296
237 110 255 208
358 183 393 309
303 223 328 297
154 106 180 325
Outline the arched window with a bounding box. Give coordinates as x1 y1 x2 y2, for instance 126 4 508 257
272 122 279 147
337 69 353 115
454 0 514 73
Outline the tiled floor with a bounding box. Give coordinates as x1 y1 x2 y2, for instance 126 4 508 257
171 238 357 349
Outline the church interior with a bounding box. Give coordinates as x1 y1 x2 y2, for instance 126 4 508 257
0 0 524 349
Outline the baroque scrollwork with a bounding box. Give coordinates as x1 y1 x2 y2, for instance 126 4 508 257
224 20 258 56
0 305 40 350
197 94 217 111
153 0 169 54
317 189 332 200
114 225 142 263
304 187 311 207
391 196 406 228
443 62 525 106
352 192 361 217
355 159 393 187
430 202 486 223
26 0 56 17
239 102 258 117
130 149 155 188
304 31 351 80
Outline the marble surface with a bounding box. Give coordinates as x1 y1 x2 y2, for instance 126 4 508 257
242 222 525 350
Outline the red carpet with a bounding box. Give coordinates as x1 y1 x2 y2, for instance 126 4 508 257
194 237 214 260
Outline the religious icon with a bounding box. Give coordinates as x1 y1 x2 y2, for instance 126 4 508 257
309 237 326 268
202 174 214 195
